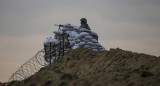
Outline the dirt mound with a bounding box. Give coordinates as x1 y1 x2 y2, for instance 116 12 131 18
4 48 160 86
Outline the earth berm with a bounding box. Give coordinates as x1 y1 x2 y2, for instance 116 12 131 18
2 48 160 86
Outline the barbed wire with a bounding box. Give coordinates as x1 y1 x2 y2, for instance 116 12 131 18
8 49 47 82
8 31 73 82
8 41 71 82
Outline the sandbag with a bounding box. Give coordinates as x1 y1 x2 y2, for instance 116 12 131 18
73 25 80 30
95 43 101 47
90 31 98 36
68 31 79 38
79 42 86 46
46 24 105 52
53 31 63 34
83 45 91 48
84 35 93 39
44 37 60 45
90 39 98 43
79 32 90 37
62 28 71 31
99 47 105 50
92 49 98 52
72 45 79 49
63 24 72 28
87 42 94 46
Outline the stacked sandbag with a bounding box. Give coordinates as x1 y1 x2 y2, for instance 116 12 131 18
44 24 105 53
43 37 60 45
43 24 106 64
64 25 81 49
61 24 105 52
78 32 105 52
43 37 60 63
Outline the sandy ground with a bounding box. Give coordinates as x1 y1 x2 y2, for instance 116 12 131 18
2 48 160 86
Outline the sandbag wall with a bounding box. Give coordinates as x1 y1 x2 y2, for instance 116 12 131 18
53 24 105 52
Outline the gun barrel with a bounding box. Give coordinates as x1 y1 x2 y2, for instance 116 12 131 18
54 24 63 27
54 24 59 26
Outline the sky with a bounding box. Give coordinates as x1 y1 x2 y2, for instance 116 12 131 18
0 0 160 82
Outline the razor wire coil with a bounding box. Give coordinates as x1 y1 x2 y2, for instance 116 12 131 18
8 34 72 82
8 49 47 82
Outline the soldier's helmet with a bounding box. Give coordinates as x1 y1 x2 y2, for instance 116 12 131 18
80 18 87 23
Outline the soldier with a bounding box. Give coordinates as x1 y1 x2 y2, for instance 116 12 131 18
80 18 91 30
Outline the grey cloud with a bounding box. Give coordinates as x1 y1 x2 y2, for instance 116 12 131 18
95 0 160 24
0 0 160 39
0 0 85 36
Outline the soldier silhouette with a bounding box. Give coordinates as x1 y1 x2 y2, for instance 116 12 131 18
80 18 91 30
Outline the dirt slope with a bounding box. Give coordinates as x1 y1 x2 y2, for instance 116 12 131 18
4 48 160 86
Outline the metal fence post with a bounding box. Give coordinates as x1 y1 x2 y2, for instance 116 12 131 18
63 33 64 56
59 41 61 58
50 42 52 65
54 42 56 60
44 45 47 57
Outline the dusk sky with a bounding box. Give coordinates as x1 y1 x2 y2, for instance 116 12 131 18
0 0 160 82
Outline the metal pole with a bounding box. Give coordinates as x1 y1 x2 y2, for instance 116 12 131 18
54 42 56 60
59 41 61 58
44 45 47 57
63 33 64 56
50 42 52 65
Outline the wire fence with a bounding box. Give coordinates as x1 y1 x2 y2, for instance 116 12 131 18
8 49 46 82
44 40 71 65
8 33 71 82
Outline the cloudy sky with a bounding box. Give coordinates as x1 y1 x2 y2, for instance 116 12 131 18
0 0 160 82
